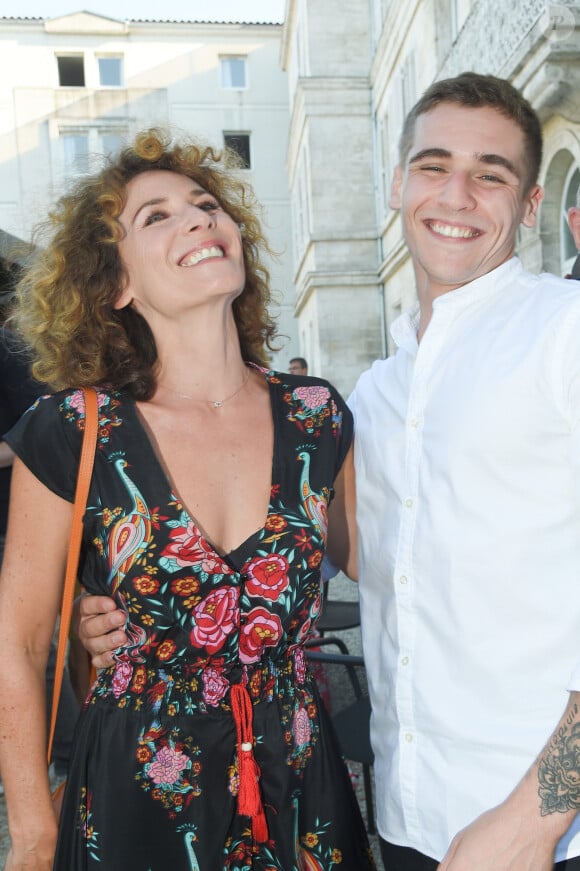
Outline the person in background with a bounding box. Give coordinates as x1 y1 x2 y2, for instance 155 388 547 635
288 356 308 375
0 128 373 870
567 182 580 279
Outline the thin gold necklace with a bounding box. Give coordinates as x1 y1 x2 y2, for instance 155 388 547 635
159 365 250 408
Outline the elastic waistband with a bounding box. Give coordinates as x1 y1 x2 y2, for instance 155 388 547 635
89 644 311 717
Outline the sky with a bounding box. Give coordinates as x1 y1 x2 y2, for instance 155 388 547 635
4 0 285 24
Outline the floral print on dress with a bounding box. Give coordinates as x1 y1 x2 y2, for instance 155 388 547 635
284 383 343 441
135 721 202 818
79 787 100 862
243 553 290 600
190 587 239 654
62 388 123 446
238 607 283 664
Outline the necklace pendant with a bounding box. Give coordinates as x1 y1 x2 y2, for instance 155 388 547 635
213 399 224 407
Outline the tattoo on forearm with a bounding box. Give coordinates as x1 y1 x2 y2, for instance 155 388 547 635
538 702 580 815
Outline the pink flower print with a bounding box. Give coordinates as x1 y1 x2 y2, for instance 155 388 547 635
67 389 88 414
296 619 314 645
111 660 133 698
294 646 307 683
201 664 230 706
147 745 189 786
311 591 322 619
190 586 239 654
293 706 311 746
68 389 107 414
244 554 290 601
293 385 330 410
239 607 283 664
161 521 213 568
201 555 226 575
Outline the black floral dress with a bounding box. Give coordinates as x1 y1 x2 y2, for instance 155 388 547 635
7 368 375 871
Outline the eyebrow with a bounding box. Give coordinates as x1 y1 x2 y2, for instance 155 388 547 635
130 196 165 227
409 147 521 179
129 185 208 226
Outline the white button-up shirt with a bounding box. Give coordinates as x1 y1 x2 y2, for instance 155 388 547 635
350 258 580 862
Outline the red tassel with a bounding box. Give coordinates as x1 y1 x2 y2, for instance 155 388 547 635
231 683 269 842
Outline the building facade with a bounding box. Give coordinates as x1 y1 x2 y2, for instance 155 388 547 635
0 11 297 368
282 0 580 395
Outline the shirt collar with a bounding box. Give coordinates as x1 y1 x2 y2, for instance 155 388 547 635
390 257 523 353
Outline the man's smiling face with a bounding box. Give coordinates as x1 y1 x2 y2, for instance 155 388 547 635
389 102 544 299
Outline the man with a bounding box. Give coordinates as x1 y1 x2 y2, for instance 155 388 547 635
288 356 308 375
76 72 580 870
567 184 580 279
351 72 580 870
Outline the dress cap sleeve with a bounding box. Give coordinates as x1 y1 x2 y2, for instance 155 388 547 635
4 391 84 503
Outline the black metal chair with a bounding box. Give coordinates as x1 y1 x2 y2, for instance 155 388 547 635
306 642 375 834
316 580 361 635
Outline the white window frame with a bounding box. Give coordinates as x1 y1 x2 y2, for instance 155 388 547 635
220 56 248 90
97 55 124 88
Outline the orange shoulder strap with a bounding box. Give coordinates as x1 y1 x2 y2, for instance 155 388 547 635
47 387 98 764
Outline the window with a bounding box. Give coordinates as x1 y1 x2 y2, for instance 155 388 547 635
100 131 124 159
62 132 90 173
60 128 126 177
220 57 247 89
98 57 123 87
224 133 251 169
57 55 85 87
562 166 580 271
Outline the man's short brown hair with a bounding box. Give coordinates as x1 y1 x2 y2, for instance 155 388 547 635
398 72 543 191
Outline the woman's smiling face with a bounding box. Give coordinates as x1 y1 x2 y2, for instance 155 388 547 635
115 169 245 318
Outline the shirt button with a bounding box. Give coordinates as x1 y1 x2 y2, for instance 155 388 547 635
399 575 408 585
404 498 413 508
401 656 410 666
405 732 413 743
409 418 419 428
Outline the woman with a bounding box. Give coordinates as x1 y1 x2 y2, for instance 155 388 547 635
0 129 372 869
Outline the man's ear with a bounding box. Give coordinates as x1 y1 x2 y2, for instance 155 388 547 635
568 207 580 250
520 184 544 228
389 165 404 211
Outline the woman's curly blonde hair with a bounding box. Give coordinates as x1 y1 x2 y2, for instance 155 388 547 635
11 128 278 399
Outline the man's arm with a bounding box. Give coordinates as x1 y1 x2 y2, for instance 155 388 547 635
438 691 580 870
326 443 358 579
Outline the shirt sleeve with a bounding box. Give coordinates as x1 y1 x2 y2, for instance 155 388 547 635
3 392 81 503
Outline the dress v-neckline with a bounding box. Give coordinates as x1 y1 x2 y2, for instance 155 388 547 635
127 369 278 563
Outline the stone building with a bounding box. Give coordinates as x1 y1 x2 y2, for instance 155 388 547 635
0 11 296 367
282 0 580 395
